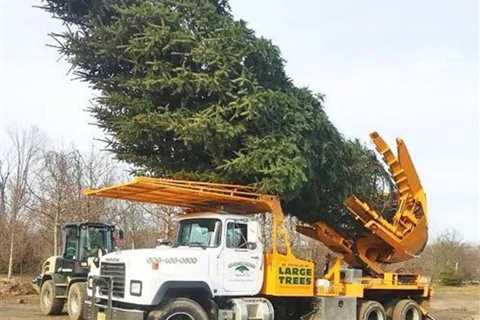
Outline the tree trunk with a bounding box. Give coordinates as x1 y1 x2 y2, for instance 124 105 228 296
54 212 58 256
7 229 15 279
131 230 135 249
0 189 5 216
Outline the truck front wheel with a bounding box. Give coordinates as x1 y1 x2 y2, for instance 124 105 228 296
67 282 86 320
39 280 64 315
148 298 209 320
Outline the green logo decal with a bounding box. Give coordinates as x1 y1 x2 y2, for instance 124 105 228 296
228 261 256 275
235 265 250 273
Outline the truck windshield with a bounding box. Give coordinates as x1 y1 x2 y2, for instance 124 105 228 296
79 226 113 261
176 219 221 248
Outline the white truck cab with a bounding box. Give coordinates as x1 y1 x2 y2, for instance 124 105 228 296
85 213 271 320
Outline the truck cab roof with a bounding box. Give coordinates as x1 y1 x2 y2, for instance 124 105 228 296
62 222 114 228
175 212 256 222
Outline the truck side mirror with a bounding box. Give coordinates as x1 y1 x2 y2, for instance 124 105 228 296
113 229 125 247
156 239 172 247
246 242 257 250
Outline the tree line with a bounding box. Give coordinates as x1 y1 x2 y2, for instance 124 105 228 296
0 127 175 278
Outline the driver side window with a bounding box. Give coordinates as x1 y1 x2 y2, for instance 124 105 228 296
226 222 248 249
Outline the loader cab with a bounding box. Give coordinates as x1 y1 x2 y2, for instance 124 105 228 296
62 223 117 274
35 222 122 319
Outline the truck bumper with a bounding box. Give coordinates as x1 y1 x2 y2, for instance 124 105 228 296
83 300 144 320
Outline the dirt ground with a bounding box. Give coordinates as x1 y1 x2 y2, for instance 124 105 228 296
0 282 479 320
427 285 480 320
0 294 68 320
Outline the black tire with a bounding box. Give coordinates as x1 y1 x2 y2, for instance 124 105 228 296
358 300 386 320
40 279 64 315
385 299 400 319
392 299 422 320
67 282 86 320
147 298 209 320
272 298 299 320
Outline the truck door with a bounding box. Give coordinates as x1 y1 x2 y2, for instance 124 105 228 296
221 220 263 295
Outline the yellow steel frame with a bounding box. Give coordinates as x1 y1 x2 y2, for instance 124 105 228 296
318 257 431 299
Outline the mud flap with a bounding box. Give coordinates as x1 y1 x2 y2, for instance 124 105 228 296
419 304 440 320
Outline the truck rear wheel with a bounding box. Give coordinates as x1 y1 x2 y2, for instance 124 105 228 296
358 300 386 320
392 299 422 320
148 298 209 320
40 280 64 315
67 282 86 320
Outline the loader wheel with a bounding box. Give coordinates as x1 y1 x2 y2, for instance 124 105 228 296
358 300 386 320
147 298 209 320
67 282 86 320
40 280 64 315
392 299 422 320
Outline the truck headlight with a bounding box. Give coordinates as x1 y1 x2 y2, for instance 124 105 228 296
130 280 142 296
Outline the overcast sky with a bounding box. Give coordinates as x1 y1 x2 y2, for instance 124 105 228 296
0 1 478 242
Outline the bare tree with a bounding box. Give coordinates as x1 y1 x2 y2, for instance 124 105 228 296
429 229 470 283
31 149 79 255
73 147 117 221
5 127 43 279
30 145 119 256
142 205 180 240
390 228 480 283
0 159 10 217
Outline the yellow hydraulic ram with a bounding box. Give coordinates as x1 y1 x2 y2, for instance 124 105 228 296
299 132 428 275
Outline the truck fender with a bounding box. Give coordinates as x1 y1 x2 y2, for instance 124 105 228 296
152 281 213 305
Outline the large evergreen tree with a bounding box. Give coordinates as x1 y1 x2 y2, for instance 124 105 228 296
41 0 394 233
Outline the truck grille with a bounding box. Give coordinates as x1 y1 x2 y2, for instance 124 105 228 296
100 262 125 298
